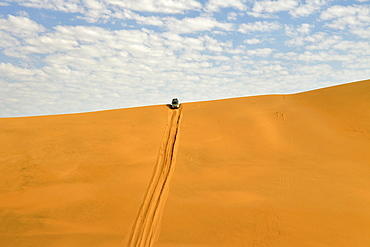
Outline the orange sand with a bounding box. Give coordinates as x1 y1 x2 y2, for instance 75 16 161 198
0 80 369 247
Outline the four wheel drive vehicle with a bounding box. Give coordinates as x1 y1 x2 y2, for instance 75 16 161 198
171 98 180 109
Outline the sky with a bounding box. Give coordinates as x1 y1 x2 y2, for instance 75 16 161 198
0 0 369 117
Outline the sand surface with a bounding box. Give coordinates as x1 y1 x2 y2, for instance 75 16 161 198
1 80 369 246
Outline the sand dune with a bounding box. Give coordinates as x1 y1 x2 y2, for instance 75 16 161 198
0 80 369 247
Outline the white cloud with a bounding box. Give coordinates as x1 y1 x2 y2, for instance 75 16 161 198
290 0 329 17
11 0 202 14
284 24 296 37
332 40 370 54
344 57 370 69
205 0 247 12
16 10 30 17
227 12 238 21
283 30 370 67
320 4 370 38
249 0 329 17
246 48 274 57
247 11 275 18
303 33 342 50
18 0 84 13
244 38 262 44
238 21 281 33
137 16 165 26
166 16 233 34
320 4 370 29
284 23 314 45
252 0 299 13
117 9 165 26
293 63 334 75
274 50 354 62
297 23 313 34
0 63 47 81
285 30 342 47
200 35 232 52
162 32 204 51
104 0 202 14
351 26 370 38
0 30 22 48
0 2 10 6
0 15 45 38
84 0 105 10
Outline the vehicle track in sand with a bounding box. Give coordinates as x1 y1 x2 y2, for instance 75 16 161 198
128 107 182 247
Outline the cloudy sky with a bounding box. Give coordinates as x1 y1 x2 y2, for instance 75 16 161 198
1 0 369 117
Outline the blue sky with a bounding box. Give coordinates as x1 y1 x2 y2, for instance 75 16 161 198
1 0 369 117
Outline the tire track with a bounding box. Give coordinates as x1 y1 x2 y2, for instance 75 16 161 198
128 107 182 247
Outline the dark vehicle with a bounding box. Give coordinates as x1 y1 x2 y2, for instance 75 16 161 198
171 98 180 109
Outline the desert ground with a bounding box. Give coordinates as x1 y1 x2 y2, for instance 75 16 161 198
0 79 369 247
